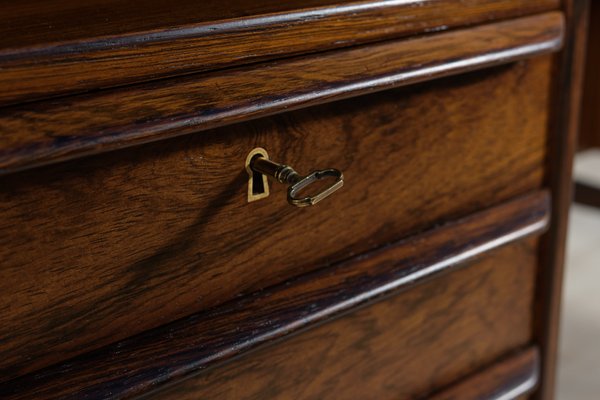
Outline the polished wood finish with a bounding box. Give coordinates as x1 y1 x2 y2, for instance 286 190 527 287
429 347 540 400
0 0 559 106
144 241 540 400
0 1 586 398
0 191 548 399
0 13 563 174
535 0 590 399
579 0 600 148
0 58 553 381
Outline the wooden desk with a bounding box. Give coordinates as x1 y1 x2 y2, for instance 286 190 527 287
0 1 588 399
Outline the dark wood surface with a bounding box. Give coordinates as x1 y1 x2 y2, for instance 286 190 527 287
535 0 590 399
578 0 600 148
0 192 549 399
429 347 539 400
0 0 559 106
0 58 553 381
0 1 585 398
0 12 564 174
574 182 600 208
145 241 541 400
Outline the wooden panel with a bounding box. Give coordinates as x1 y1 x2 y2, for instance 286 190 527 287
0 193 548 399
0 0 559 106
579 0 600 148
145 240 541 400
0 57 553 380
429 348 539 400
535 0 590 398
0 13 564 174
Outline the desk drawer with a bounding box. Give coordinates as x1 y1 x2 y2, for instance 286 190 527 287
0 191 549 399
0 56 551 379
148 239 539 400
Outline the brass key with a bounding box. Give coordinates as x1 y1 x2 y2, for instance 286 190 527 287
247 150 343 207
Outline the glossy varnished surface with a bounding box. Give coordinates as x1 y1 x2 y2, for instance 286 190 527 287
0 13 564 174
0 57 553 380
429 348 540 400
0 193 549 399
146 240 540 400
0 0 559 106
0 0 559 48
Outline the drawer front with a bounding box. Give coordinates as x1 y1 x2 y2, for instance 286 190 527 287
0 192 549 399
148 239 538 400
0 0 560 107
0 56 552 378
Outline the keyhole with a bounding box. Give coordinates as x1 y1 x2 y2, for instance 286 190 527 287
245 148 270 202
252 168 266 196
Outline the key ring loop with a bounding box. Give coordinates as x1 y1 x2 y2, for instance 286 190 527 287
287 169 344 207
247 151 344 207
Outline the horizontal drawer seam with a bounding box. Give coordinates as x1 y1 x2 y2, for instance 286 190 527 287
427 347 540 400
0 0 560 106
0 190 550 400
0 12 564 175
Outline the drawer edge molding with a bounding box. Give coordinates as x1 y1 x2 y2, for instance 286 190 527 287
0 0 559 107
428 347 540 400
0 191 550 400
0 12 564 175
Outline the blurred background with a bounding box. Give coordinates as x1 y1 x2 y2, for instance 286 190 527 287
557 150 600 399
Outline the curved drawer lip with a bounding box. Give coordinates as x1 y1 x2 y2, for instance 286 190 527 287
0 12 564 175
0 0 559 107
429 347 540 400
0 57 552 382
0 191 550 400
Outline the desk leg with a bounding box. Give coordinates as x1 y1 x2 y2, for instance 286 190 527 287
574 182 600 208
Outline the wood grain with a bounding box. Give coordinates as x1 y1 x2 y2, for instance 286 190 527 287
429 347 539 400
0 12 564 174
143 241 541 400
0 192 548 399
0 58 552 381
0 0 559 106
535 0 590 398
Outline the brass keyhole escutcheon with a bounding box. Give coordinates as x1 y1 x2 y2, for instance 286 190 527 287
245 148 270 203
245 148 344 207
